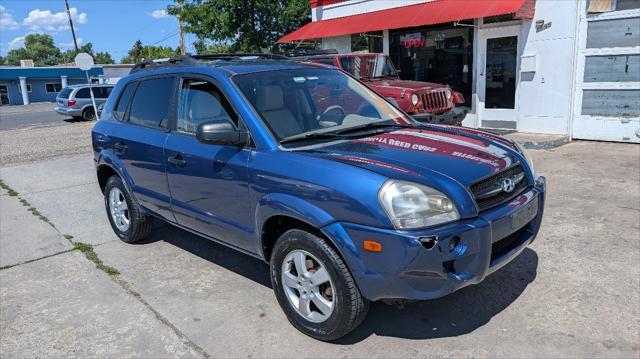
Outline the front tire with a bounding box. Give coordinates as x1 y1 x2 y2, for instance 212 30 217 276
104 176 153 243
270 229 369 341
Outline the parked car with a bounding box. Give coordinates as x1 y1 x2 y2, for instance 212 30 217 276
92 54 545 341
297 52 467 125
55 84 114 121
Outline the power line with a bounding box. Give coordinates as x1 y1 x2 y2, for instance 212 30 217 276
150 31 180 46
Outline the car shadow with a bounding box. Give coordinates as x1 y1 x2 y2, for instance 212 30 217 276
140 222 538 343
63 117 86 123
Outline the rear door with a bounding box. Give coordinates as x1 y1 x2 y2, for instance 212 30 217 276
164 76 253 251
110 76 176 220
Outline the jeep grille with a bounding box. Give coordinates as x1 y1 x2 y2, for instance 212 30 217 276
420 90 450 114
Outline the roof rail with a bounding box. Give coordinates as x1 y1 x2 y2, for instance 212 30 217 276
130 53 290 73
192 53 289 61
284 48 338 58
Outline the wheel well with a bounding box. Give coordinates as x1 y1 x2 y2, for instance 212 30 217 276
97 165 118 192
261 215 326 262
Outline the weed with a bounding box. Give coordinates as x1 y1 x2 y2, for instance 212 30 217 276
73 242 120 276
0 179 18 196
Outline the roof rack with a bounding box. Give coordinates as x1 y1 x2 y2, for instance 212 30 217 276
130 53 289 73
284 48 338 58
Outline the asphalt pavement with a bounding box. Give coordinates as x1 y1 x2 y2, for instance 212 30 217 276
0 137 638 357
0 102 78 131
0 104 93 166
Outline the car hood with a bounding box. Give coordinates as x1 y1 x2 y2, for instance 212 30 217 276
298 126 519 188
365 78 448 91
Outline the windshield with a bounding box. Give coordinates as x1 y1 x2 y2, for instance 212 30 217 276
339 55 398 80
233 68 414 144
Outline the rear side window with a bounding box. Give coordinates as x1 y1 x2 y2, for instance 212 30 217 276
75 88 91 98
114 82 137 120
58 88 73 98
128 77 174 128
95 87 113 98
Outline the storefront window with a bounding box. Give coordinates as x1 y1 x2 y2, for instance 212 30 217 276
351 32 383 53
389 25 473 107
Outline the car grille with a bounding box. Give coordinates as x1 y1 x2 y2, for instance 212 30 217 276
420 90 450 114
469 164 528 212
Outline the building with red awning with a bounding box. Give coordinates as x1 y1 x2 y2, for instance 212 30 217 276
278 0 640 143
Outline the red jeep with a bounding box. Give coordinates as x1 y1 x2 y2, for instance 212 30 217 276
300 52 466 125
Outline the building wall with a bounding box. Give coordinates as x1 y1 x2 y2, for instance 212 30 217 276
514 0 579 134
4 77 88 105
313 0 433 21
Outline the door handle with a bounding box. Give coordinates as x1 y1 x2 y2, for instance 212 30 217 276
114 142 128 154
167 154 187 167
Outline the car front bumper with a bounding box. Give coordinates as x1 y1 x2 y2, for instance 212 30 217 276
54 107 82 117
322 175 546 301
412 107 467 126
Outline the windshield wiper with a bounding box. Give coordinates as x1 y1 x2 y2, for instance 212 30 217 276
333 121 413 135
279 132 351 145
280 122 414 145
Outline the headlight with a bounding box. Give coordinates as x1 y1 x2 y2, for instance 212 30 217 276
411 93 419 106
445 88 452 99
378 180 460 229
514 141 535 174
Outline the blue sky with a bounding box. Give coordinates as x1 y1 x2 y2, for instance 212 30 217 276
0 0 195 61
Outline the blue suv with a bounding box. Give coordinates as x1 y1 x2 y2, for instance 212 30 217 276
92 54 546 341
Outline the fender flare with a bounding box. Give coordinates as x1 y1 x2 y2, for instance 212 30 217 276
96 150 136 195
254 193 366 287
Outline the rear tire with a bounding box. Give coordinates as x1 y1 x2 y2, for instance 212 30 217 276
82 107 96 121
270 229 369 341
104 176 153 243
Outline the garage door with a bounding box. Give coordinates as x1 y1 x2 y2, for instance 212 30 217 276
572 4 640 143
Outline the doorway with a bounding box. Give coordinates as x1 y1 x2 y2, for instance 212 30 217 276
477 26 521 130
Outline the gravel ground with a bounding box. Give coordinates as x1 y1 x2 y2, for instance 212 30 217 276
0 121 93 167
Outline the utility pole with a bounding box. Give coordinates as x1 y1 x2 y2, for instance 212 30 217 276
178 15 185 56
64 0 79 54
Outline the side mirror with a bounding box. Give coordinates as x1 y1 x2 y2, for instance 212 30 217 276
196 121 248 147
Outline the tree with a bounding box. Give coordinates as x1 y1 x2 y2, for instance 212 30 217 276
168 0 310 53
120 40 180 63
6 33 61 66
0 56 5 65
94 52 115 64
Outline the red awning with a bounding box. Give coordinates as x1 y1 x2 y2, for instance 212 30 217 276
279 0 528 43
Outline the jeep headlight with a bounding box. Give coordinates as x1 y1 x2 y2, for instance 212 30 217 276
445 88 452 100
411 93 419 106
378 180 460 229
514 141 535 174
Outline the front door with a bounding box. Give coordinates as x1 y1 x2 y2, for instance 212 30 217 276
477 26 521 130
165 77 254 252
0 84 9 105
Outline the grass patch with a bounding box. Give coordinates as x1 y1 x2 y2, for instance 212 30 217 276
74 242 120 276
0 179 18 196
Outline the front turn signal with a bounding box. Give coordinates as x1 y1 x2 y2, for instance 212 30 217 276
363 240 382 253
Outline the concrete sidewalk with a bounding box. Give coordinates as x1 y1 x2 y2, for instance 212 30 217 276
0 179 204 357
0 142 638 357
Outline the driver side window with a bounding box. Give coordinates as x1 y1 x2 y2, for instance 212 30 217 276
177 79 237 134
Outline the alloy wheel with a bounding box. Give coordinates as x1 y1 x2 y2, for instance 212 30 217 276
108 187 130 232
281 249 335 323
